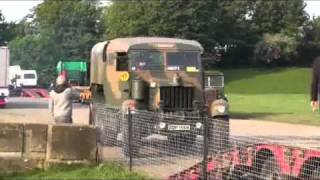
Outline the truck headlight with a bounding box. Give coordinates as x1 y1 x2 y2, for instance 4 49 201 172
150 81 157 88
216 105 226 113
210 99 229 117
196 122 202 129
159 122 166 129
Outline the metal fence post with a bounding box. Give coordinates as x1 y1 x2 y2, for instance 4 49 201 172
128 107 133 171
202 106 208 180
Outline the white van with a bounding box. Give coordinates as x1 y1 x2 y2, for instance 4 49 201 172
16 70 38 87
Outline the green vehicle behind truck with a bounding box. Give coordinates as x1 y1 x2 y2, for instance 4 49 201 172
56 59 89 86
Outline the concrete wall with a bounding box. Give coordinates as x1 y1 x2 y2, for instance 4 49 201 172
0 123 96 172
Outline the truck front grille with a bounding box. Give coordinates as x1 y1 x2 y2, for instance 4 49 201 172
160 86 194 110
205 75 224 88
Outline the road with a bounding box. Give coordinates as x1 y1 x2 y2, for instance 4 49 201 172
2 97 320 149
230 119 320 149
0 97 89 124
2 97 320 178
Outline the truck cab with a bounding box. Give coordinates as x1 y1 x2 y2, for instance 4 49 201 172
90 37 229 155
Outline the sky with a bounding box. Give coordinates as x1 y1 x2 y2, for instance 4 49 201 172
0 0 320 22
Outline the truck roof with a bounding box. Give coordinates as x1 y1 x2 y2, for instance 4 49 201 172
107 37 203 53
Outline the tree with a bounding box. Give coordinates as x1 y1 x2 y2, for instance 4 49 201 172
248 0 308 36
9 0 103 86
0 10 22 46
35 0 103 59
253 33 299 65
104 0 307 67
247 0 307 66
296 17 320 65
104 1 233 56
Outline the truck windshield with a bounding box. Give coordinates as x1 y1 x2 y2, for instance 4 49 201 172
24 74 35 79
166 52 200 71
129 51 164 71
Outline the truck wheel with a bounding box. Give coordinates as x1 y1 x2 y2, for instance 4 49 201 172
92 104 118 146
122 130 139 157
98 124 118 146
260 156 281 180
208 116 229 154
89 102 95 125
121 114 141 157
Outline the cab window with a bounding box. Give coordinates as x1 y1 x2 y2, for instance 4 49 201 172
116 52 128 71
129 51 164 71
24 74 35 79
166 52 200 71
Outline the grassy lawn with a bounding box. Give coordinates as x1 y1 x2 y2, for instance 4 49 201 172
218 67 320 126
228 93 320 126
0 163 148 180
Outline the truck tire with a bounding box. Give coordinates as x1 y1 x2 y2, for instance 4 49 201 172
92 103 118 146
121 113 141 157
208 116 229 154
89 102 95 125
260 156 281 180
90 85 119 146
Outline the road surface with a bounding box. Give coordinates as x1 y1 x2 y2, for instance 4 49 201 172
0 97 89 124
2 97 320 178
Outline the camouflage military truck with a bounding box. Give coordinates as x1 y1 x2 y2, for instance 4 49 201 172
89 37 229 155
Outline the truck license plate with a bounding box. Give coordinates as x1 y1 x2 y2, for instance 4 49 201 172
168 125 190 131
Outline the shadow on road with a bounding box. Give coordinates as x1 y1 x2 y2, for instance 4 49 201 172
4 98 88 109
231 112 293 120
5 102 48 109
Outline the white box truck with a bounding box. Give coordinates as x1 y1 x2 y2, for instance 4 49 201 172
0 47 9 107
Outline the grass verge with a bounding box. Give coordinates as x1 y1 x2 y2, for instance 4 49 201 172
229 93 320 126
0 163 149 180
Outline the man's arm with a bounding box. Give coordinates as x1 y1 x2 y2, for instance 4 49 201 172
48 95 54 116
311 58 320 111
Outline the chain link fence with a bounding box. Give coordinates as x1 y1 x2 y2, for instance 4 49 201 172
94 103 320 180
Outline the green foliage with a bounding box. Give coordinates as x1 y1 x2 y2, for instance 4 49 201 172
249 0 308 36
105 0 221 54
0 163 149 180
0 10 22 46
35 0 103 58
297 17 320 65
8 0 103 86
104 0 308 67
253 33 299 65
